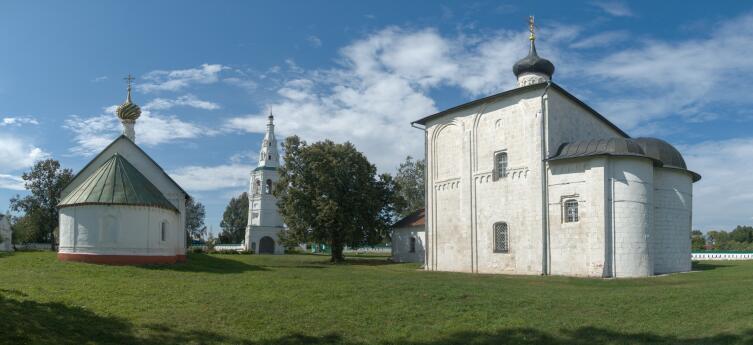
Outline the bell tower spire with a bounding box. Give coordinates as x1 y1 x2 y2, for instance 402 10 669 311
257 109 279 168
244 109 285 254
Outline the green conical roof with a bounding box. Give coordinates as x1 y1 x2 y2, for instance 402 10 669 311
59 154 178 212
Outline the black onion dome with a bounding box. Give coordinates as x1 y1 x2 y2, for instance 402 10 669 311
633 137 687 170
512 41 555 78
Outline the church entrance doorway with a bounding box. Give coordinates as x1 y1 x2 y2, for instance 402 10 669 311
259 236 275 254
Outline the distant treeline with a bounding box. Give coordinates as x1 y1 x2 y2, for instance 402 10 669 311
692 226 753 251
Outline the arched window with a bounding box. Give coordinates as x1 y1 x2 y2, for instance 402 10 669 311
265 179 273 194
160 221 167 242
494 222 509 253
254 179 261 195
268 154 272 160
409 237 416 253
564 199 579 223
494 152 508 180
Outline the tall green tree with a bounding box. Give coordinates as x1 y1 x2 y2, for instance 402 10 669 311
219 192 248 243
185 198 207 244
394 156 425 217
730 226 753 244
276 136 397 262
691 230 706 251
9 159 73 250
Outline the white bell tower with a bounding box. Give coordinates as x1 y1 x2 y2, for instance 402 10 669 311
244 112 285 254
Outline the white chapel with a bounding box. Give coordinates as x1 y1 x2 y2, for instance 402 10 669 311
412 18 701 278
244 113 286 254
57 78 190 265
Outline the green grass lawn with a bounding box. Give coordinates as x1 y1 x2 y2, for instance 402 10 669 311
1 252 752 345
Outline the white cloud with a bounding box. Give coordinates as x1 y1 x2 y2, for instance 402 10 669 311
1 117 39 126
143 94 220 111
682 137 753 230
138 64 227 93
0 174 25 190
223 27 539 170
169 164 253 192
570 31 630 49
223 77 258 92
92 76 108 82
0 135 47 179
307 35 322 47
582 13 753 130
64 108 216 156
592 1 634 17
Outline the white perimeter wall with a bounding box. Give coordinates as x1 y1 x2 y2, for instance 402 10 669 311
59 205 185 256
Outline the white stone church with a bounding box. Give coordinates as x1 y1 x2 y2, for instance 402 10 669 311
57 80 189 264
412 19 701 278
243 113 286 254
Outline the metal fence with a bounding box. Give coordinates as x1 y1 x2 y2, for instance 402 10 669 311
692 252 753 260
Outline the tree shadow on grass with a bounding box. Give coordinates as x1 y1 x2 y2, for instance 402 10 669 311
0 291 139 345
2 292 751 345
241 327 753 345
343 257 399 266
141 253 266 274
692 261 726 271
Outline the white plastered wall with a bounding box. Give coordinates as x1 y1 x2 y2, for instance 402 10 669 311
425 88 545 274
391 226 426 263
548 157 608 277
246 226 285 254
59 205 182 256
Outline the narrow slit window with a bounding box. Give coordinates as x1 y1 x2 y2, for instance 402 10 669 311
494 222 509 253
160 222 167 242
409 237 416 253
495 152 508 179
564 199 579 223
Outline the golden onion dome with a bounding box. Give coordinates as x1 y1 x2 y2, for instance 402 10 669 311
116 80 141 121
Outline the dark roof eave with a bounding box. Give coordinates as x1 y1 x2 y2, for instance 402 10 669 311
411 82 629 139
58 202 179 213
253 166 279 172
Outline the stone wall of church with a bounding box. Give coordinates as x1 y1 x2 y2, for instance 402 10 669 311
425 88 545 274
609 157 654 277
652 168 693 274
548 157 608 277
58 205 184 257
546 90 626 154
391 226 426 263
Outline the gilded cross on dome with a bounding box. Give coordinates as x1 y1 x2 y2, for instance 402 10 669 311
529 16 536 41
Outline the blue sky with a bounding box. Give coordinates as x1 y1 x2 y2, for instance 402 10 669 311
1 1 752 234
